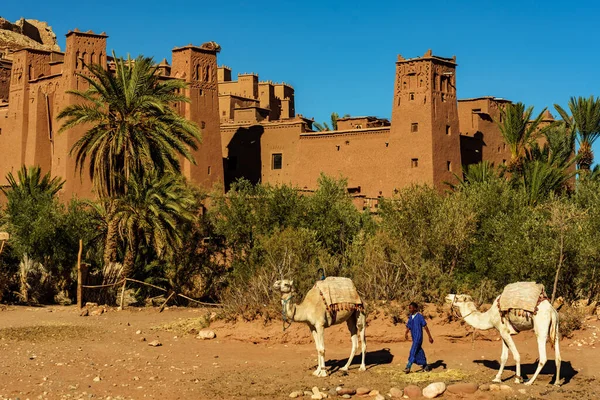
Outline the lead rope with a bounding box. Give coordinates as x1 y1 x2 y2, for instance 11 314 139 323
281 294 294 332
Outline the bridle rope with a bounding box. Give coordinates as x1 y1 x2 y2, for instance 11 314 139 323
281 293 295 332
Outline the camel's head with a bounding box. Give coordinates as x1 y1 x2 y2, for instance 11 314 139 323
445 294 474 305
273 279 294 294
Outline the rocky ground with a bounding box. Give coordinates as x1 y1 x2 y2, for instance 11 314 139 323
0 304 598 399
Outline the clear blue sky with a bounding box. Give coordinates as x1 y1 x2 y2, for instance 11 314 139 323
4 1 600 146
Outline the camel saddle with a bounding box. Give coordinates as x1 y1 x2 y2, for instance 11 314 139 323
315 277 363 313
498 282 548 315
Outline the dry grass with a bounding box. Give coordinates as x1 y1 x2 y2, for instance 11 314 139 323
0 323 99 342
374 365 473 385
153 316 210 335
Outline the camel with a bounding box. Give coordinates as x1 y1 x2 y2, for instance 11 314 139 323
273 279 367 377
445 293 561 386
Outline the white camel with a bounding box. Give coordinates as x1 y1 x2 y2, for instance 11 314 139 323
446 293 561 386
273 279 367 377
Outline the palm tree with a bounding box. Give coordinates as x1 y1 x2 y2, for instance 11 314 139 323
448 161 498 190
314 112 350 131
519 122 577 205
57 53 201 267
1 166 64 199
114 171 198 277
495 102 546 173
554 96 600 171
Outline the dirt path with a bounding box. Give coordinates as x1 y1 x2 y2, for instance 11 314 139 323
0 305 598 399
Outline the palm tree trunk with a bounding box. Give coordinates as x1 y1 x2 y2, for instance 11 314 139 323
103 201 118 267
122 237 137 278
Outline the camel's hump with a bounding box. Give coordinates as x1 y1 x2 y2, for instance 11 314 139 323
315 277 362 306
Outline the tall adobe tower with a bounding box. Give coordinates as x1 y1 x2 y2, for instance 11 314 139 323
390 50 461 188
56 29 108 197
171 43 224 190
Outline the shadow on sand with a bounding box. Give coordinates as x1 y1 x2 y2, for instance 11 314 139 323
325 348 394 372
474 359 577 385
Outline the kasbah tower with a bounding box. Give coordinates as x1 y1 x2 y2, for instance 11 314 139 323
1 21 537 204
0 28 223 199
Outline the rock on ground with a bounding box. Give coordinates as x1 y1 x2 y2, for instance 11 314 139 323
336 388 356 396
356 387 370 396
148 340 162 347
500 384 512 391
422 382 446 399
479 384 490 391
447 383 478 394
403 385 422 398
196 330 216 340
389 387 403 398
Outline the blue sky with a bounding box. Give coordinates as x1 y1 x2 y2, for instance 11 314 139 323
4 1 600 143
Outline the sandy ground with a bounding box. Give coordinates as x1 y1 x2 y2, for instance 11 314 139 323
0 305 598 400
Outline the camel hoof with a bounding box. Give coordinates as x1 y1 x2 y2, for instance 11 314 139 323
359 365 366 372
316 370 328 377
514 377 522 384
524 380 533 386
340 366 349 372
492 378 502 383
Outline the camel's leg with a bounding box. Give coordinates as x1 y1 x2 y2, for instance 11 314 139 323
554 323 562 386
314 324 327 377
341 314 358 371
500 329 522 383
358 312 367 371
525 321 549 386
310 327 324 377
493 338 509 383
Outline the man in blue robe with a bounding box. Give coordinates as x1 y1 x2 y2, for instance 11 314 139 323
404 302 434 373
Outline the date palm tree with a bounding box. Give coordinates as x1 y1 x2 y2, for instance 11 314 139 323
57 53 201 267
554 96 600 172
314 112 350 131
495 102 546 174
2 166 64 199
114 171 198 277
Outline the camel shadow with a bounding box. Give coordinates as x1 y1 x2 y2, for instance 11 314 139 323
474 359 577 385
325 348 394 372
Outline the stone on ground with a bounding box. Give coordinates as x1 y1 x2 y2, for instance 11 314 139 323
196 330 216 340
289 391 302 398
337 388 356 395
148 340 162 347
422 382 446 399
478 384 490 391
356 387 370 396
389 387 403 398
447 383 478 394
500 384 512 391
489 384 500 391
374 395 385 400
368 390 379 396
403 385 421 398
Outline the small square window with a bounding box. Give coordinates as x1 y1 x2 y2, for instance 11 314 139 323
409 92 415 101
272 153 282 170
200 121 206 129
447 161 452 171
207 166 212 175
222 111 226 116
502 159 507 165
411 123 419 133
446 125 451 135
411 158 418 168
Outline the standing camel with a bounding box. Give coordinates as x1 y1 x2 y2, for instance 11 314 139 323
445 293 561 385
273 279 367 377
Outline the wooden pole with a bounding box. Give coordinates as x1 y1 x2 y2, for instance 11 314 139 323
0 240 5 256
159 291 176 313
119 279 127 310
76 239 83 309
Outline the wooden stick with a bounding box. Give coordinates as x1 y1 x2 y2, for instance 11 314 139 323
0 240 5 257
159 291 176 313
76 239 83 309
177 293 223 307
125 278 168 292
119 279 127 310
81 279 125 289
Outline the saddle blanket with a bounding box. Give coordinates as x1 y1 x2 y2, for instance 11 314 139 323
315 277 363 310
499 282 546 313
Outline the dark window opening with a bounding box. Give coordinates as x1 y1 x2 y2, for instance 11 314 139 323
447 161 452 171
411 123 419 133
411 158 419 168
446 125 451 135
228 156 238 171
409 92 415 101
200 121 206 129
347 186 361 194
441 93 446 102
272 153 282 170
207 166 212 175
